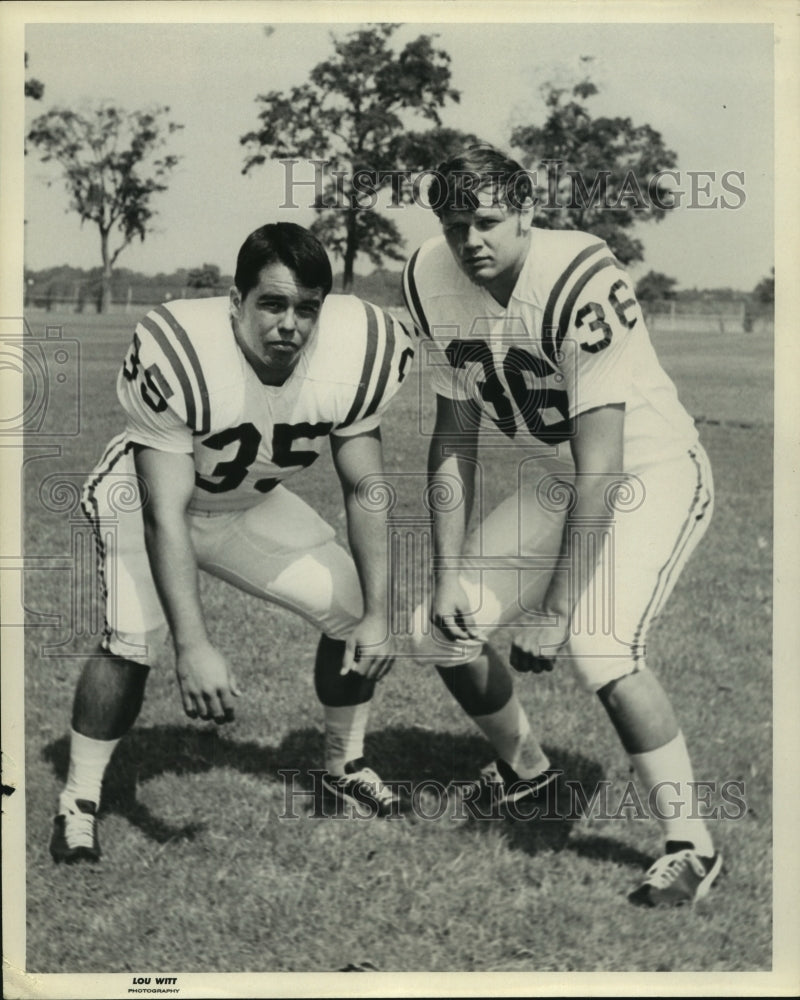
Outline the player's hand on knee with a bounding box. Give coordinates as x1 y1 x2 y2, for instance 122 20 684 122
176 642 241 724
509 643 554 674
431 578 485 644
341 614 395 680
510 617 569 674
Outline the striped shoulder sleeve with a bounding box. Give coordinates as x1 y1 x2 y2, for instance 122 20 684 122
540 241 628 363
334 299 416 436
120 303 212 435
401 248 432 339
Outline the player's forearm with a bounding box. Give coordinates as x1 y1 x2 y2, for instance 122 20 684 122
427 448 475 580
427 397 479 575
344 493 390 619
142 515 209 650
543 475 617 618
547 403 626 619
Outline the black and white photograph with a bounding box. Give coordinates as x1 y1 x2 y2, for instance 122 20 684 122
2 2 798 997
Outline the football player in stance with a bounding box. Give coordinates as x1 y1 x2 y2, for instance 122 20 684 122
403 144 721 907
51 223 416 863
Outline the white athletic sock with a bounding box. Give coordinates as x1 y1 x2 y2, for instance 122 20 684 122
472 696 549 777
60 728 120 813
323 703 371 777
629 731 715 857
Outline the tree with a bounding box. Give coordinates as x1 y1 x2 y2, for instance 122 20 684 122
24 52 44 163
241 24 474 291
187 263 222 290
752 268 774 306
511 79 679 264
635 270 678 304
24 52 44 100
28 104 183 312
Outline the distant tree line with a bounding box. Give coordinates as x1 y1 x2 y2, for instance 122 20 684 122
23 264 406 312
637 268 773 311
23 264 225 313
27 26 688 310
634 268 773 334
26 27 775 315
25 261 774 323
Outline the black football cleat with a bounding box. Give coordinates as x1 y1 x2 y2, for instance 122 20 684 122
50 798 101 863
322 758 405 818
476 758 560 807
628 845 722 907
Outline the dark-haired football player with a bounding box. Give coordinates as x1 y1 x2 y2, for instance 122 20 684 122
51 222 416 862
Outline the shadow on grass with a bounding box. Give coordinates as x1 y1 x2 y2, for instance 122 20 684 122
42 723 650 867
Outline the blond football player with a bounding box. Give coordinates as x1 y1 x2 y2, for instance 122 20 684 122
403 145 721 907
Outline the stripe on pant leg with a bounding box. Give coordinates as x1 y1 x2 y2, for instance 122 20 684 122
630 449 713 664
80 435 136 646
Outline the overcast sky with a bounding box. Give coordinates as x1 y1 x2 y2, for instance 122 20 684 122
23 19 774 290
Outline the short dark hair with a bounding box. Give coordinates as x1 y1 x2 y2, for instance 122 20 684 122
427 143 534 217
234 223 333 300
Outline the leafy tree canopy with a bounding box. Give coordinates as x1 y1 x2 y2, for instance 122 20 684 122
635 270 678 303
28 104 183 311
752 267 774 305
25 51 44 100
511 78 679 264
241 24 475 290
187 263 223 289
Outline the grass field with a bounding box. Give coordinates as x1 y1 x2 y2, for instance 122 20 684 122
17 307 773 978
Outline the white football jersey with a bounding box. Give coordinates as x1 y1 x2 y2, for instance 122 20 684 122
117 295 416 512
403 230 698 470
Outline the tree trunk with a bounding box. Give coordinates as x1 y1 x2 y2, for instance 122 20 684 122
99 229 113 313
342 207 357 293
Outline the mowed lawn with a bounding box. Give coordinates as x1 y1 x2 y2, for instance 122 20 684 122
19 307 773 975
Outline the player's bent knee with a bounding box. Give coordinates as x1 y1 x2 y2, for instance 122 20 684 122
321 615 359 642
293 541 364 640
563 635 639 694
104 627 168 669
